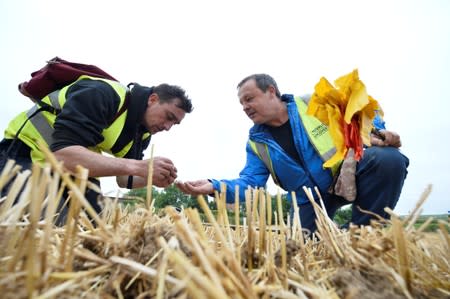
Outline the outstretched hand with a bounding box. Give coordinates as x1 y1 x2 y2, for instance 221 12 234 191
175 179 214 196
371 129 402 148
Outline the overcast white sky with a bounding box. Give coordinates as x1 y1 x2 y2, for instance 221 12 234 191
1 0 449 215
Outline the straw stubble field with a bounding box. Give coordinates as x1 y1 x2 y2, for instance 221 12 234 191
0 152 449 298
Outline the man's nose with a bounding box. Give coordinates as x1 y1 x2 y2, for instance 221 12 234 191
164 122 173 131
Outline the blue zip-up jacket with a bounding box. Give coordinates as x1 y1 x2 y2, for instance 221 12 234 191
210 94 386 205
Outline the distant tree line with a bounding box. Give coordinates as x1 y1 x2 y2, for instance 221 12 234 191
125 184 206 211
125 185 358 226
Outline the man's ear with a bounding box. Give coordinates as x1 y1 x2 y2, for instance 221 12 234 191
148 93 159 105
267 84 276 95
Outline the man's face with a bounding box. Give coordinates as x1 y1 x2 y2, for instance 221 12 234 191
238 79 276 124
143 94 186 134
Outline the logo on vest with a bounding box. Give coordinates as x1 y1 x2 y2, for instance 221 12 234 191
311 124 327 138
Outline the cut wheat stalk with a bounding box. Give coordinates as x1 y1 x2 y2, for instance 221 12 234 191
166 205 229 296
234 184 242 266
39 142 111 237
110 255 180 285
159 236 228 298
146 144 155 212
0 159 22 191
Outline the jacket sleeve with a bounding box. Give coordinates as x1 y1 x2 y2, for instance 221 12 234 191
51 80 121 151
372 111 386 130
210 142 271 203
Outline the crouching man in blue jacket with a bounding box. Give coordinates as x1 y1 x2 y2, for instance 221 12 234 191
176 73 409 234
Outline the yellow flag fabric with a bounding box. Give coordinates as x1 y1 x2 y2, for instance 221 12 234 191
307 69 381 168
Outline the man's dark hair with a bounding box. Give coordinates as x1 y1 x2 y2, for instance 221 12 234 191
153 83 193 113
237 74 281 98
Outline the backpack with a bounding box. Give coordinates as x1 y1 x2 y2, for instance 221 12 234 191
18 56 118 103
17 56 129 120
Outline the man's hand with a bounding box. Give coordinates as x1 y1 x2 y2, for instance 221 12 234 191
151 156 178 187
117 156 178 188
131 156 178 188
371 129 402 148
175 179 214 196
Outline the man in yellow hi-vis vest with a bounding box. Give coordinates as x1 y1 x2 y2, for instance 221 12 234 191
0 76 193 221
176 73 408 234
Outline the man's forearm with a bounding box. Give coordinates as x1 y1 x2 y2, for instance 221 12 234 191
53 145 138 178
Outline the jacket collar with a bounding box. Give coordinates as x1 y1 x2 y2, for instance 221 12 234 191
128 83 153 126
109 83 152 154
281 93 294 103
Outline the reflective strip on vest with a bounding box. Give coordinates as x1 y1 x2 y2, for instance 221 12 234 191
252 141 280 186
26 105 54 146
47 90 61 110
